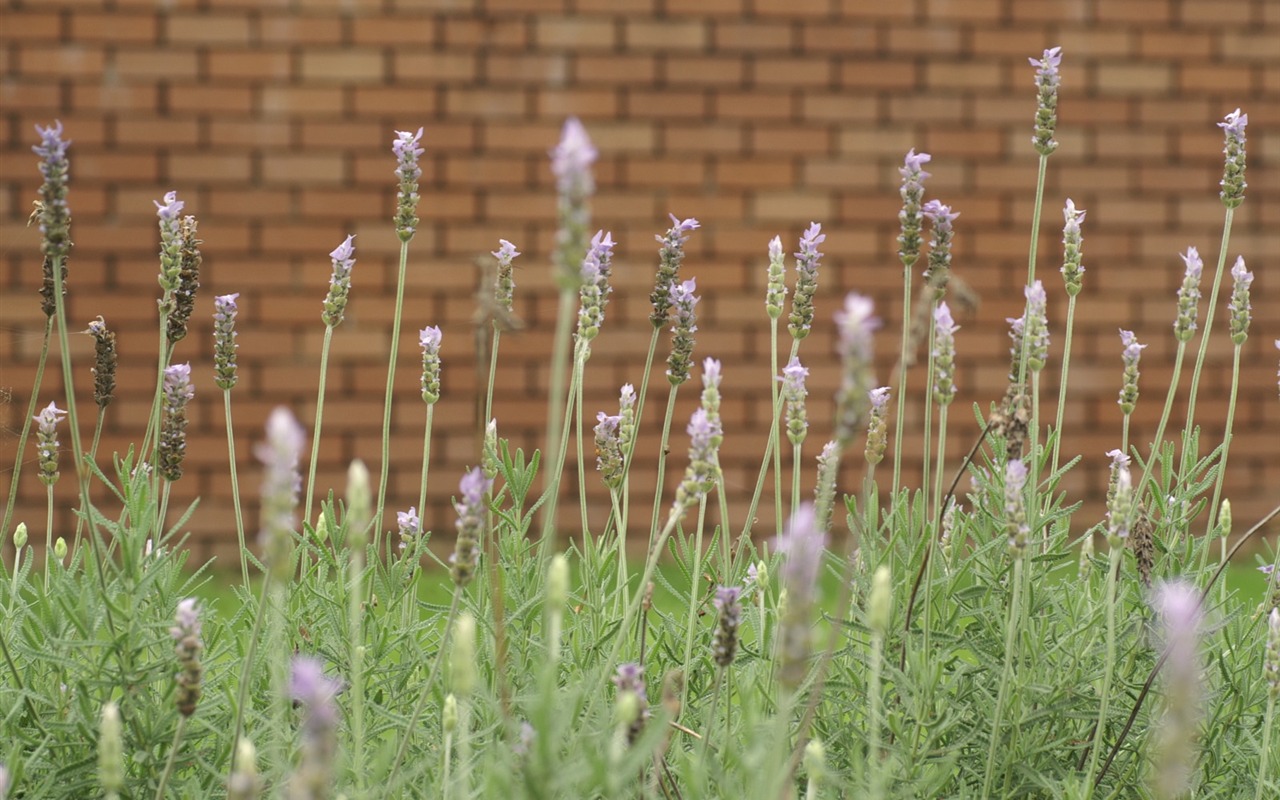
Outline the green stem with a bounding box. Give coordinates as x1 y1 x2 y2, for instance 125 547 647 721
1182 207 1235 443
1084 546 1124 798
734 340 800 567
1016 155 1050 390
1203 344 1241 539
418 403 436 526
388 589 461 788
1258 693 1277 800
981 558 1025 799
485 328 501 431
771 319 783 537
154 716 189 800
791 440 802 531
891 263 913 499
2 317 51 541
540 289 578 544
539 343 584 561
72 409 106 551
1136 341 1187 503
375 239 413 554
223 389 249 587
304 324 335 527
868 630 885 800
922 403 949 655
575 355 589 541
227 573 273 777
349 542 366 794
43 485 53 591
645 385 681 557
1051 294 1078 476
679 495 709 715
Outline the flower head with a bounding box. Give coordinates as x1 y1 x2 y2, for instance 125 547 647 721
1060 198 1086 295
765 234 788 318
1174 246 1203 342
451 467 491 587
672 407 722 513
257 407 306 581
1227 255 1252 344
932 301 958 405
33 121 72 263
922 200 959 297
33 402 67 487
776 503 826 688
712 586 743 667
1005 459 1030 557
159 363 194 482
1029 46 1063 154
1105 454 1134 547
393 127 424 240
155 191 186 292
420 325 442 404
576 230 616 341
788 222 826 340
594 412 624 489
865 386 891 465
781 356 810 447
171 598 204 716
1117 329 1147 415
551 117 597 198
897 149 932 268
322 234 356 327
1217 108 1247 208
397 507 420 552
666 278 700 385
1149 580 1204 800
492 238 520 313
834 293 880 448
166 217 202 344
1022 280 1049 372
650 214 700 327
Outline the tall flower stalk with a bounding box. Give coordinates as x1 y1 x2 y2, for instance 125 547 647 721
1051 198 1086 475
891 149 931 497
1204 257 1251 538
484 239 520 427
918 200 958 519
375 127 424 553
33 401 66 588
214 293 249 585
305 234 356 528
417 326 442 523
156 363 194 529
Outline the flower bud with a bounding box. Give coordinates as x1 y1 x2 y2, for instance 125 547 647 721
346 459 371 548
451 612 476 697
99 702 123 794
54 537 67 563
443 693 458 734
12 522 27 550
868 565 892 635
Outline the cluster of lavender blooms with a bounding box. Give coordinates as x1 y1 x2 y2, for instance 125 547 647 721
921 200 958 298
1227 256 1253 345
650 215 699 327
33 402 66 487
781 357 809 447
787 223 826 340
419 326 442 404
932 302 958 406
833 293 879 448
492 239 520 315
213 294 240 390
154 191 185 298
1150 582 1204 799
594 412 624 489
576 230 616 342
393 128 424 241
1003 460 1029 557
1060 199 1086 295
33 121 71 264
322 235 356 328
397 507 420 553
450 467 490 587
813 441 840 532
1029 46 1062 155
711 586 742 667
158 363 194 482
765 235 787 318
613 663 648 744
1217 109 1247 208
1173 246 1203 342
1117 330 1146 415
88 317 117 409
897 149 931 268
1104 449 1135 547
166 216 201 344
551 118 597 287
671 407 721 514
170 598 204 717
665 278 700 385
257 408 306 582
864 387 891 466
776 504 825 689
288 657 342 799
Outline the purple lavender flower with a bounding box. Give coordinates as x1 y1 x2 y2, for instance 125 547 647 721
613 662 649 742
666 278 700 385
651 214 700 327
712 586 743 667
155 191 185 292
1217 108 1247 208
594 412 624 489
1105 453 1134 547
1174 246 1203 342
865 387 891 466
701 356 723 420
451 467 491 587
322 234 356 328
576 230 616 341
1150 581 1204 800
834 293 880 448
165 216 201 344
393 127 424 241
492 238 520 313
33 401 66 487
1061 198 1086 295
765 235 788 318
897 149 932 269
420 325 442 404
814 440 840 531
922 200 959 297
777 503 826 688
170 598 203 716
158 364 194 482
257 407 306 581
788 222 826 340
86 316 117 408
781 356 810 447
33 121 72 264
1005 459 1029 557
288 656 341 797
1029 46 1063 155
672 407 721 513
397 507 420 552
551 117 597 198
213 294 239 390
1227 255 1252 345
1023 280 1049 372
1117 330 1147 415
618 383 637 454
932 301 959 405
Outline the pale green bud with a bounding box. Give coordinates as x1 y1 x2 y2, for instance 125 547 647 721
99 702 123 793
313 514 330 544
346 460 371 547
753 560 769 593
868 565 892 635
451 613 476 697
1218 499 1231 539
614 690 640 728
548 554 569 608
12 522 27 549
54 537 67 562
803 737 826 782
443 693 458 733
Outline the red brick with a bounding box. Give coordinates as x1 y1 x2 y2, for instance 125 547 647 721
624 20 709 51
537 88 621 119
301 50 385 83
839 59 919 90
662 55 745 87
712 22 793 52
260 15 343 46
395 51 478 83
488 53 571 85
753 57 834 89
625 89 706 120
445 87 527 118
167 85 255 115
261 154 346 185
1180 0 1253 24
535 17 616 50
166 153 254 183
351 86 440 117
663 123 746 155
17 45 108 79
440 18 529 49
68 12 157 43
1093 62 1174 94
261 86 346 116
1178 64 1257 95
207 51 292 81
166 14 253 45
4 11 64 41
352 17 438 46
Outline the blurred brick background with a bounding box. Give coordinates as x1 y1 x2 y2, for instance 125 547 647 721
2 0 1277 566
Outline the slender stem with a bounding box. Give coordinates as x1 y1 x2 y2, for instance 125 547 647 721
388 589 461 788
72 409 106 550
891 263 913 498
303 324 335 527
609 487 628 610
1136 341 1187 503
539 344 584 561
154 716 189 800
575 355 589 541
1084 546 1123 798
375 239 413 554
1257 693 1277 800
418 404 436 526
1203 345 1241 539
540 289 578 540
222 390 249 587
868 630 885 800
679 495 709 715
485 328 501 431
735 341 800 566
981 558 1025 799
770 319 783 537
349 542 367 793
1183 207 1235 442
1016 155 1050 393
43 485 53 591
790 441 802 530
2 317 52 540
646 385 681 556
1051 294 1078 476
920 312 938 537
922 403 949 655
227 573 273 774
442 729 455 799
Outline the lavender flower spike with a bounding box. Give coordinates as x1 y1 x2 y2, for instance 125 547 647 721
765 235 787 319
159 363 195 481
781 356 809 447
833 293 880 448
1217 108 1247 208
1061 198 1086 295
776 503 826 688
171 598 204 716
492 238 520 314
397 507 420 553
393 127 424 241
213 294 240 390
788 222 826 340
711 586 742 667
672 407 722 513
451 467 492 587
576 229 616 342
922 200 959 297
1005 459 1030 557
288 656 342 798
257 407 306 582
322 234 356 328
33 402 67 487
1022 280 1049 372
595 412 624 489
666 278 700 385
932 302 958 405
1174 246 1203 343
552 118 598 288
897 149 932 269
155 191 185 292
864 387 891 466
551 117 598 198
33 121 72 264
1117 329 1147 415
650 214 700 327
701 356 723 421
1105 455 1134 548
1030 46 1063 155
420 326 442 404
1227 255 1252 345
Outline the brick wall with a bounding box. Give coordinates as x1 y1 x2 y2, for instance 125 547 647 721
2 0 1277 563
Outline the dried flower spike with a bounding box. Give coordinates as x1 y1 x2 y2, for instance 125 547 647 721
158 363 194 482
213 294 240 390
166 216 201 344
1217 108 1247 208
33 121 72 264
393 127 424 241
171 598 204 716
1227 255 1252 345
83 317 117 409
1174 246 1203 343
1060 198 1086 296
1029 46 1062 155
33 401 67 487
897 149 932 269
788 222 826 340
1117 329 1146 415
650 214 700 327
492 239 520 315
865 387 891 466
322 234 356 328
